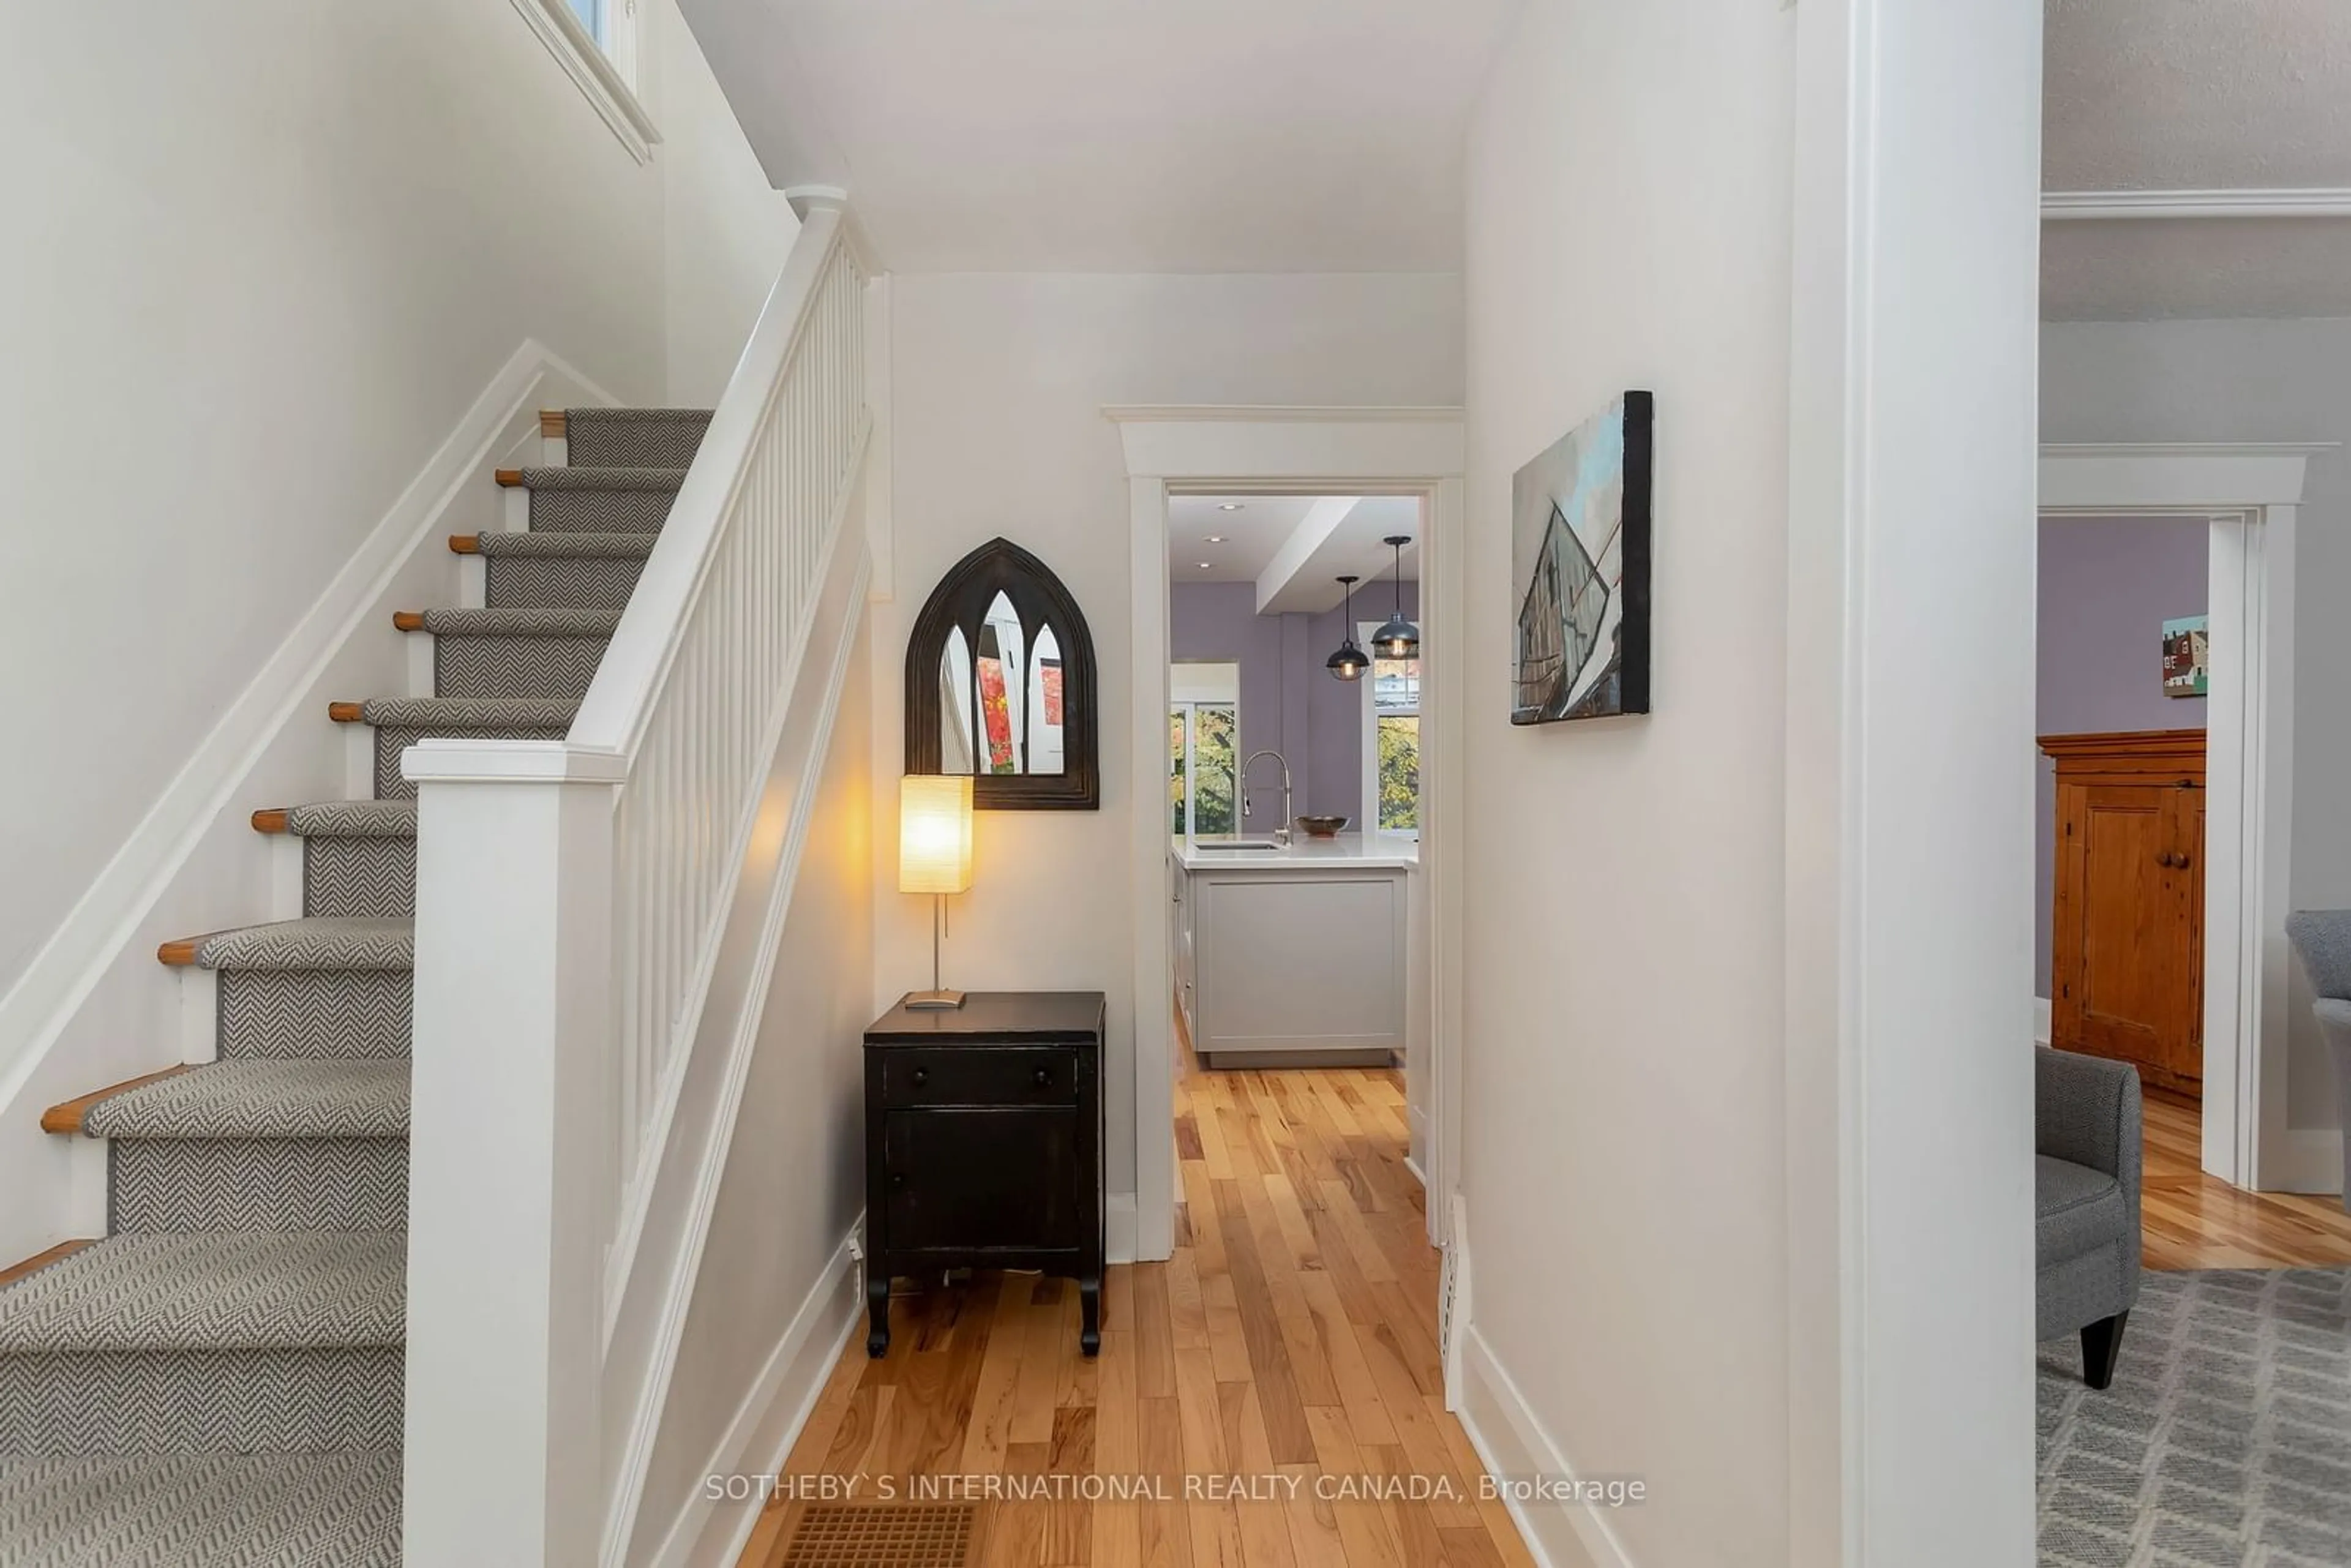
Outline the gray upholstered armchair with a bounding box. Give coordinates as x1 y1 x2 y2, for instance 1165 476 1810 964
2036 1048 2142 1388
2286 910 2351 1209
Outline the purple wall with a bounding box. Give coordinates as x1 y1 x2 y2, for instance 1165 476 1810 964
2034 517 2207 995
1171 580 1419 825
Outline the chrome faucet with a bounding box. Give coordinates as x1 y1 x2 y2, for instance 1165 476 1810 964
1239 750 1293 845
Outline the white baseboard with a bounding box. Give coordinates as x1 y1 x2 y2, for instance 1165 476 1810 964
645 1222 865 1568
2279 1128 2347 1196
1107 1193 1139 1264
0 340 615 1263
2033 996 2052 1045
1456 1327 1635 1568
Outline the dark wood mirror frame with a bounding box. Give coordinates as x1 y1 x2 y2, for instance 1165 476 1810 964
904 537 1099 811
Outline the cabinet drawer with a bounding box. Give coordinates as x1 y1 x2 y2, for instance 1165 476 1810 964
881 1046 1078 1107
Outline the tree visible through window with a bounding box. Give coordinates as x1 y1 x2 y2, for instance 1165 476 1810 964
1170 703 1237 836
1369 650 1420 834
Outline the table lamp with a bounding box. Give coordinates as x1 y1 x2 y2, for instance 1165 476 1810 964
899 775 974 1009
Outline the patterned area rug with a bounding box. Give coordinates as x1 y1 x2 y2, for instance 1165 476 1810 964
2039 1268 2351 1567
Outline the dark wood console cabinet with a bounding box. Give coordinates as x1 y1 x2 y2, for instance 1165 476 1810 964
863 991 1106 1357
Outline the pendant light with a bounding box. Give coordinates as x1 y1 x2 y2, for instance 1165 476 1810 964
1371 535 1419 659
1326 576 1371 682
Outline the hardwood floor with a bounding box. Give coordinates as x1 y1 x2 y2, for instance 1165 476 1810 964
2139 1088 2351 1270
738 1033 1535 1568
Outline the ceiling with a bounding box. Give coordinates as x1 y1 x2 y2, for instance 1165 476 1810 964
1169 494 1420 614
679 0 1523 272
2044 0 2351 319
1168 495 1318 583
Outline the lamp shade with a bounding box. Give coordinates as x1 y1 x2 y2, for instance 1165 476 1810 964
899 775 974 895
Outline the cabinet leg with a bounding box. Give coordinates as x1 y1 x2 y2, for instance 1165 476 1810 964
1079 1274 1101 1357
866 1272 891 1359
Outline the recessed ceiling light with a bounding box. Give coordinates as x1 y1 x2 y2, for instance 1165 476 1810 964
1197 561 1212 569
1217 502 1244 512
1205 535 1226 543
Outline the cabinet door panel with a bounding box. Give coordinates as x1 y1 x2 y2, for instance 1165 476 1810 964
884 1108 1079 1252
2061 782 2176 1069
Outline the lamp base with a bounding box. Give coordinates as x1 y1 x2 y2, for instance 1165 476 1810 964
904 988 967 1011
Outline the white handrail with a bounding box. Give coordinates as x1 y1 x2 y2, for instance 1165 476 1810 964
573 202 868 1215
401 202 872 1566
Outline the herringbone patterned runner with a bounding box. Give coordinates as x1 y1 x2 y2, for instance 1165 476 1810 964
0 407 706 1560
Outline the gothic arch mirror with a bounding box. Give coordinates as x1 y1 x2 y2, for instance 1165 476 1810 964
905 538 1099 809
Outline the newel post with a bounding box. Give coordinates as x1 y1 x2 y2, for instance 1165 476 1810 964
400 738 624 1566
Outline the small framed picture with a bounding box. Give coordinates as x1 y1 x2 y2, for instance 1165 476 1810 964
2162 615 2208 699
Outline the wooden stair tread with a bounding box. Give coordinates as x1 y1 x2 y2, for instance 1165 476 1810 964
391 611 427 633
156 937 202 967
251 808 291 834
328 701 366 724
540 410 566 438
494 468 523 487
0 1239 96 1291
42 1067 190 1134
447 533 482 555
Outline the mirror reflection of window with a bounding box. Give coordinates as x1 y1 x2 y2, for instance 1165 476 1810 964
938 626 975 773
975 592 1027 775
1030 624 1066 775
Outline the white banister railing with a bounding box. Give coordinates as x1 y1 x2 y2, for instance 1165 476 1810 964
571 201 866 1229
401 199 870 1568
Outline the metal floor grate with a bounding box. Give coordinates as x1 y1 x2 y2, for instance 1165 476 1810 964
779 1503 978 1567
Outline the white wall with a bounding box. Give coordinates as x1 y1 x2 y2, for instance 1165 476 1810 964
0 0 789 1014
0 0 797 1263
2044 319 2351 1136
654 3 800 405
634 617 873 1559
1460 2 1795 1562
875 272 1463 1205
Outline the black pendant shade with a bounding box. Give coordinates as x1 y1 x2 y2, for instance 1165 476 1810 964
1371 535 1419 659
1327 576 1370 682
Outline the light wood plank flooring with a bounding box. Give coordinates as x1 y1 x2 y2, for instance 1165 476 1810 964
738 1037 1535 1568
2139 1088 2351 1270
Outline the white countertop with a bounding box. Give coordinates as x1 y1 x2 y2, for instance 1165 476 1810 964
1171 831 1419 871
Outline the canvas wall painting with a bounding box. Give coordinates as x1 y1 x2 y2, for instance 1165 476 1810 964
2162 614 2209 698
1510 391 1654 724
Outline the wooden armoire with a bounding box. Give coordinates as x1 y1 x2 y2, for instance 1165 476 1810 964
2042 729 2206 1095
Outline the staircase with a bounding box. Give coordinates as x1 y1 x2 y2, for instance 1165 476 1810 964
0 408 711 1566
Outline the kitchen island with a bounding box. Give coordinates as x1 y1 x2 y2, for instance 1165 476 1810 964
1170 833 1418 1068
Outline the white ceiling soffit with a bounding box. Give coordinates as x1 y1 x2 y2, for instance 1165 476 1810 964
1258 497 1420 616
677 0 1522 272
1167 495 1319 583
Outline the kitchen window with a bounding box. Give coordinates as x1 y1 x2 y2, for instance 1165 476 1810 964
1362 633 1419 836
1170 703 1238 838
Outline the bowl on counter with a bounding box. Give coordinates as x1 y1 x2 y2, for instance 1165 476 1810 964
1294 815 1351 838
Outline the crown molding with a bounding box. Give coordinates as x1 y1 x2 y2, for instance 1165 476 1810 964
2042 187 2351 222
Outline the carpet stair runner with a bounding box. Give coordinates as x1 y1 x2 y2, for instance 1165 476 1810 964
0 407 710 1566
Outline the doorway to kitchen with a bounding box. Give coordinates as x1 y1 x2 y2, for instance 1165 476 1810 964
1163 493 1423 1081
1109 407 1464 1274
